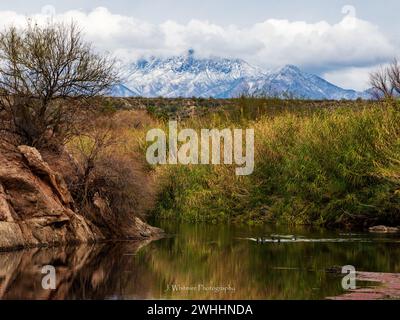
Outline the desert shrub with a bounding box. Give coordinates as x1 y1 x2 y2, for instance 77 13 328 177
0 22 117 149
84 153 153 235
66 112 156 235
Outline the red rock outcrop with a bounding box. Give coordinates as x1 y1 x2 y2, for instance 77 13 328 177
0 142 162 251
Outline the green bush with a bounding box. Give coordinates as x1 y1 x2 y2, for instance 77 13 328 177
153 100 400 227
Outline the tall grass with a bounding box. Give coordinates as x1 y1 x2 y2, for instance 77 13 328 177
153 100 400 227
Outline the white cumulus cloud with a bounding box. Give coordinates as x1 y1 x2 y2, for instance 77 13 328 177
0 5 396 89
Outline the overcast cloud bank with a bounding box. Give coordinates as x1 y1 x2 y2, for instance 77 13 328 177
0 5 395 90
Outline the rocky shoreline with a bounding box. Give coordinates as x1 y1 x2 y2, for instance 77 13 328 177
0 141 163 252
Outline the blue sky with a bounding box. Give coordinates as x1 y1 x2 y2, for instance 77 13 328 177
0 1 398 90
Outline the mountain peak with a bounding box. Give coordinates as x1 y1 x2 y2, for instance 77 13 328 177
278 64 302 74
116 55 370 100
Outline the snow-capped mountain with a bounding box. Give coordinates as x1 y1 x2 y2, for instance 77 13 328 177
120 51 264 98
115 51 371 100
244 65 369 100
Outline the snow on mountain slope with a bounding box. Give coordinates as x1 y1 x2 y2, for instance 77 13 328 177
121 51 264 98
246 65 369 100
114 52 371 100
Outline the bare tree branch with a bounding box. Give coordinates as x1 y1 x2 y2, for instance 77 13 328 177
0 21 119 148
389 58 400 94
369 65 394 99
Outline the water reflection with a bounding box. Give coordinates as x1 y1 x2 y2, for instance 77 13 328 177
0 241 155 300
1 221 400 300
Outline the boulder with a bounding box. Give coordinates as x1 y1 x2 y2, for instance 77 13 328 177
0 142 162 251
0 183 14 222
17 145 74 206
130 216 164 239
0 222 25 251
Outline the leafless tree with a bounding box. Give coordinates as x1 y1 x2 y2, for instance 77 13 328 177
388 58 400 95
369 58 400 100
369 65 394 100
0 21 118 148
72 121 116 208
68 116 150 235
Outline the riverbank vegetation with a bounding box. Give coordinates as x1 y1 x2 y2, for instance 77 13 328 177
63 96 400 228
1 23 398 230
149 98 400 228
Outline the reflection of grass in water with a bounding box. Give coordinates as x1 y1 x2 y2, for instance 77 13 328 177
3 238 399 300
356 280 381 289
135 222 400 299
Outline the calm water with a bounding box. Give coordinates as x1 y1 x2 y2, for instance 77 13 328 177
1 220 400 300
